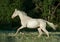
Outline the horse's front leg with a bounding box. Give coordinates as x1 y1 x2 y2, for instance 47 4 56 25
37 28 43 37
13 26 24 36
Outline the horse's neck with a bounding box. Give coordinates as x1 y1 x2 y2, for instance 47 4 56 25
19 14 32 22
24 15 32 19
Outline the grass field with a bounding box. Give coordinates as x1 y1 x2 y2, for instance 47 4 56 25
0 31 60 42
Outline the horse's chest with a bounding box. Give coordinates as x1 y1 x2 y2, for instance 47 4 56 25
21 20 27 26
27 20 39 28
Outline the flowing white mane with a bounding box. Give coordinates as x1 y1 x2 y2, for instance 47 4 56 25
21 11 27 16
17 9 27 16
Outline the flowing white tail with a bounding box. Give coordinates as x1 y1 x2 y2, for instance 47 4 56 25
46 21 56 30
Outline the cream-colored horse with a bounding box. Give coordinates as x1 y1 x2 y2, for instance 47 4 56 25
11 9 56 37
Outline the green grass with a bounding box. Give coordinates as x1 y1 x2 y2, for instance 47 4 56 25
0 31 60 42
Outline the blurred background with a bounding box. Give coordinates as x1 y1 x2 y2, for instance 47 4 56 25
0 0 60 31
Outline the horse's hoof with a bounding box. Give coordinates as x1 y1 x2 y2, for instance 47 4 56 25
12 34 17 36
46 36 49 39
37 35 41 38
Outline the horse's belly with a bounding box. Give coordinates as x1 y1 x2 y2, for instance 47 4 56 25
27 20 39 28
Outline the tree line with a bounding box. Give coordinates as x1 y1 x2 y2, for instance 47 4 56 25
0 0 60 30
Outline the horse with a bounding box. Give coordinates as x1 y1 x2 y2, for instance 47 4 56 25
11 9 57 37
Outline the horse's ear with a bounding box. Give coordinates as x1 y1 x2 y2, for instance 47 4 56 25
15 9 17 11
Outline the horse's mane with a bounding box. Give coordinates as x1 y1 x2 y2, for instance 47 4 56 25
22 11 27 16
15 9 31 18
17 10 27 16
18 10 32 19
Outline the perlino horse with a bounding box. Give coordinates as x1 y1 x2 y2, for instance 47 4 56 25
11 9 56 37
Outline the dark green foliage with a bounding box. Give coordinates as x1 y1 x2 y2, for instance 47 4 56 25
0 0 60 30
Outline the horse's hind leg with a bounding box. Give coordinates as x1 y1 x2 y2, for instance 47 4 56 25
40 21 49 38
13 26 24 36
41 28 49 38
37 28 43 37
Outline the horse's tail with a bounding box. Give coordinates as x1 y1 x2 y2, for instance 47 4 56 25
46 21 56 30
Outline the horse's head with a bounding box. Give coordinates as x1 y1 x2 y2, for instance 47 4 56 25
11 9 18 19
11 9 28 19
